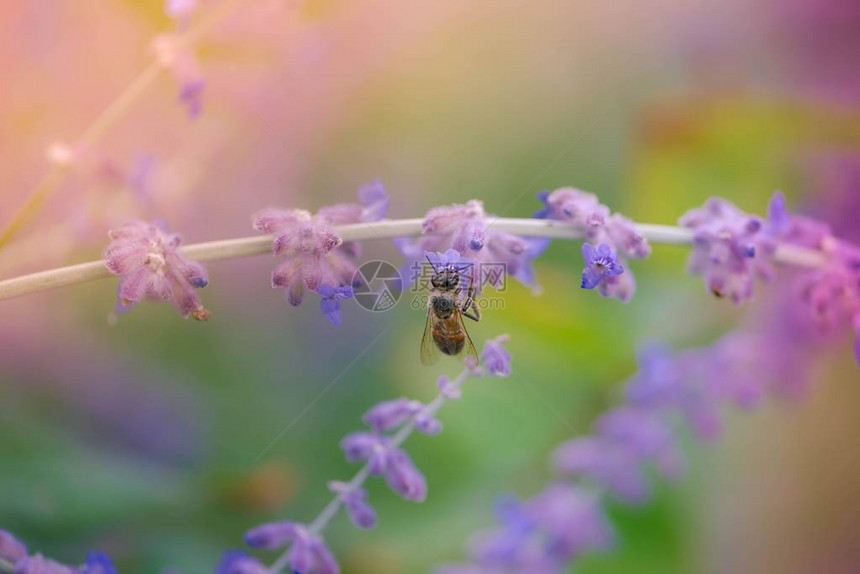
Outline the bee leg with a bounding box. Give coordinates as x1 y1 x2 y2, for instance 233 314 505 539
461 296 481 322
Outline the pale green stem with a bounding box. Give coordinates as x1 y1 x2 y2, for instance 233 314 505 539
0 218 829 303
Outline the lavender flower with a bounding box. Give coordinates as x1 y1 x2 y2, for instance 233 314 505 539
253 183 389 324
679 197 775 303
481 334 512 377
12 554 77 574
234 337 512 573
763 192 860 363
151 33 206 118
397 200 541 292
215 550 268 574
0 530 26 565
328 482 378 529
580 242 624 291
245 522 339 574
104 220 210 320
536 188 650 301
440 484 613 573
80 553 117 574
340 432 428 501
363 398 423 432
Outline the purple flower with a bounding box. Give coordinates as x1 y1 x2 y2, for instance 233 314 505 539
415 412 444 435
285 525 340 574
340 432 427 501
536 188 651 259
244 521 300 550
151 34 205 118
437 376 463 400
526 484 614 559
105 220 210 320
448 485 613 573
13 554 77 574
0 530 27 564
318 284 353 326
482 335 511 377
243 521 341 573
626 345 723 439
580 243 624 291
552 437 650 503
253 183 389 323
537 189 649 301
679 197 773 303
80 553 117 574
329 482 378 529
596 407 685 480
215 550 268 574
363 398 423 432
397 200 541 292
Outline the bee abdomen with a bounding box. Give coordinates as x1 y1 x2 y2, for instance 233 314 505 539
433 327 465 356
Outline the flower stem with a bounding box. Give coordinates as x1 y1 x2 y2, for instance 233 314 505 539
0 218 829 303
267 368 471 574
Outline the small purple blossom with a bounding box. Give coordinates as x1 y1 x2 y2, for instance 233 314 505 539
397 200 541 292
244 522 340 574
437 376 463 400
253 183 389 324
105 220 210 319
362 398 423 432
0 530 27 564
318 284 353 326
151 33 206 118
537 188 649 301
80 553 117 574
340 432 428 502
443 484 613 573
215 550 268 574
329 482 378 529
580 243 624 291
244 521 298 551
13 554 77 574
481 334 512 377
552 437 650 503
679 197 774 303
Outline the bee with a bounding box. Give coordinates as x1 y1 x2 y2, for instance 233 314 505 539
420 255 481 365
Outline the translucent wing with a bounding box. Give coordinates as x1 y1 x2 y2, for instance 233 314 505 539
458 311 479 363
420 310 440 365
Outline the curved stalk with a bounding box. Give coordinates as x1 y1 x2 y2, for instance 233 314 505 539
0 218 828 303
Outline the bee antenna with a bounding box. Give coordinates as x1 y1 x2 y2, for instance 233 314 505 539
425 254 440 273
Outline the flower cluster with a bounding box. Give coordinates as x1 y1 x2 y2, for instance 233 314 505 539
768 193 860 363
438 322 815 573
397 200 542 293
535 188 651 302
220 336 512 574
0 530 116 574
679 196 776 303
252 181 389 325
104 220 210 320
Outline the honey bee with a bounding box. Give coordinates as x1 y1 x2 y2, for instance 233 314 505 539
420 255 480 365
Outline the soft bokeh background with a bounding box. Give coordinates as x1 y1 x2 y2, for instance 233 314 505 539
1 1 859 572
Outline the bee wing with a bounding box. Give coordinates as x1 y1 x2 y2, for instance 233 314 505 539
420 310 440 365
458 311 479 363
